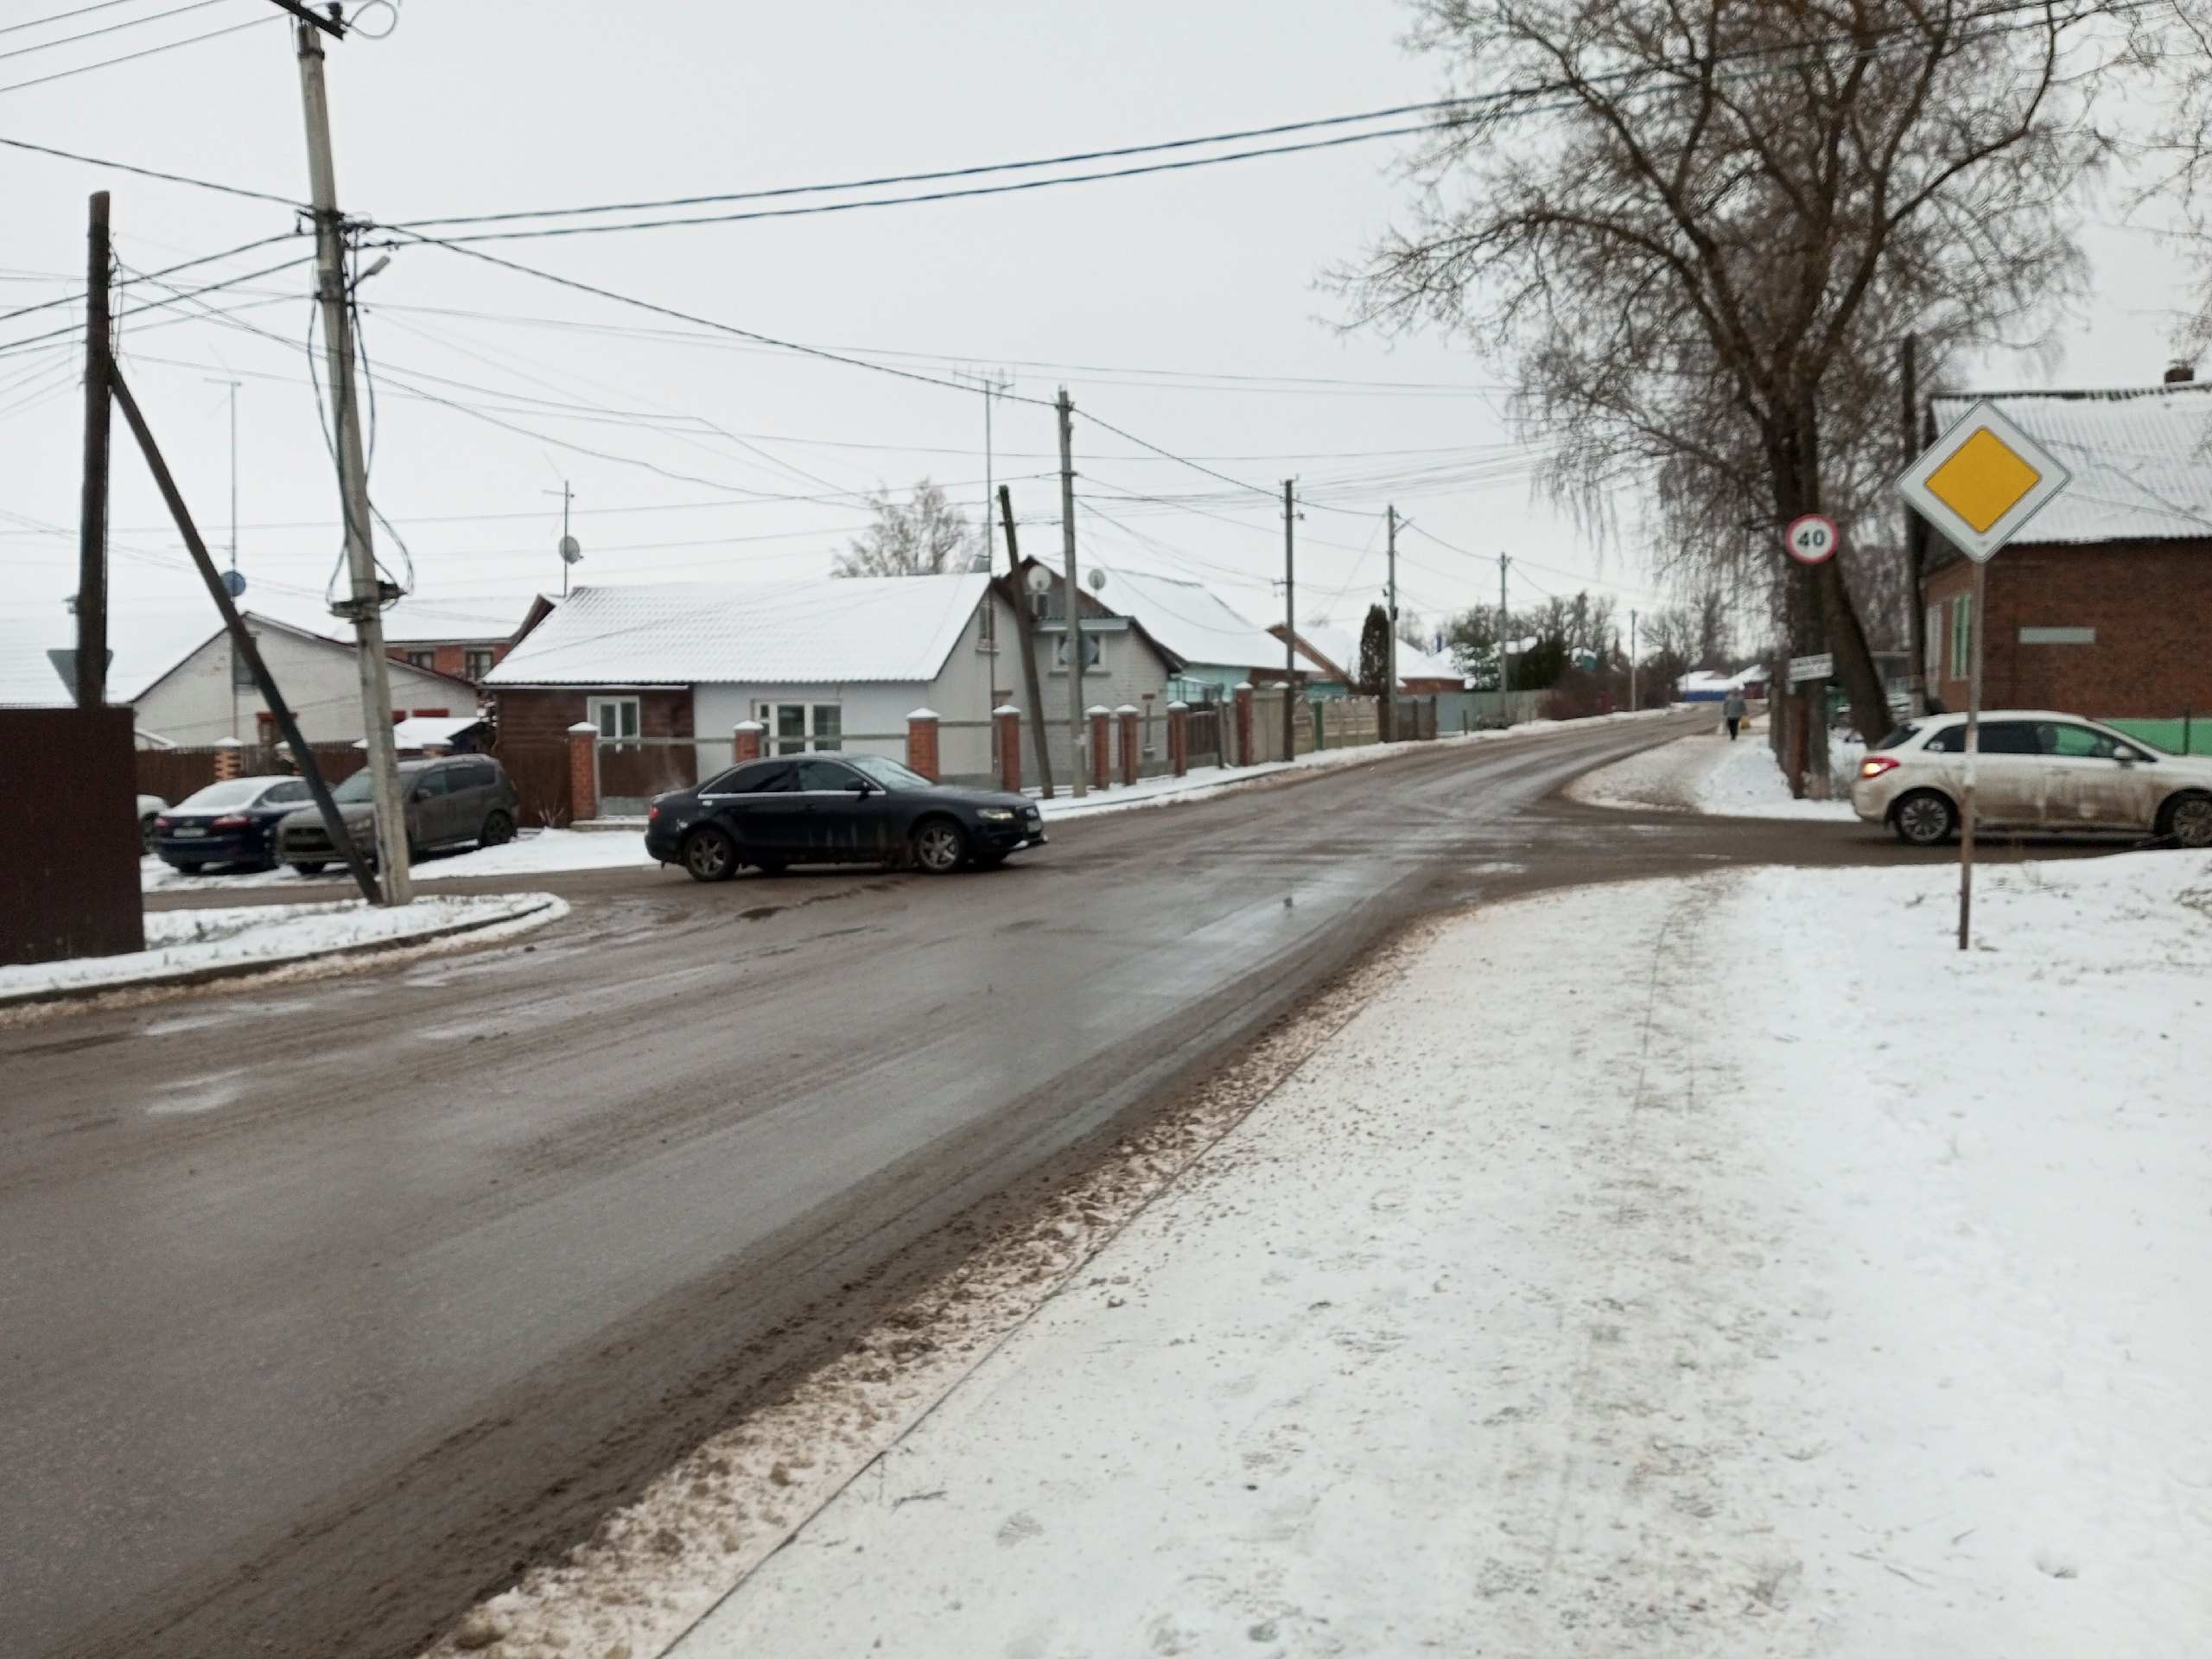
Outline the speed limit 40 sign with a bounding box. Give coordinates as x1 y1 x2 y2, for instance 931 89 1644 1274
1785 514 1838 564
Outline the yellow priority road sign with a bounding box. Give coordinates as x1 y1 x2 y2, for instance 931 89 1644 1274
1895 400 2070 563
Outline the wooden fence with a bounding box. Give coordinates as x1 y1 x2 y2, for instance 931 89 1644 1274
136 742 366 804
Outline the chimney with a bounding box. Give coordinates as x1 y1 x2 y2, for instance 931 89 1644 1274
2164 361 2196 385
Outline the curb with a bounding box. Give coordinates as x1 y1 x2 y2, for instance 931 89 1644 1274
0 894 565 1014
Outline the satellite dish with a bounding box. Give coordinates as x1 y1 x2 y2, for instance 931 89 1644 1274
221 569 247 598
1023 564 1052 595
558 535 582 565
1086 568 1108 592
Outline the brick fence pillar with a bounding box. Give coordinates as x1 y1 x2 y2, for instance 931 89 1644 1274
1087 705 1112 791
906 708 940 782
733 721 764 763
1116 704 1139 785
212 736 243 781
1232 682 1255 767
1166 700 1189 776
994 704 1022 794
567 721 600 823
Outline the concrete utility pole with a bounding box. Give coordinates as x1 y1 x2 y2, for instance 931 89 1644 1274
207 375 243 736
1384 505 1399 741
1000 484 1054 798
1498 553 1512 727
76 190 111 710
294 10 410 902
1056 387 1086 798
1282 478 1297 761
1901 334 1930 716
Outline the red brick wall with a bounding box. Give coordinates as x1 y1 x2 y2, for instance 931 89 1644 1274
1923 539 2212 718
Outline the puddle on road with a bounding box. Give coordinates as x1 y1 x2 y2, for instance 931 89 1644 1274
146 1070 245 1116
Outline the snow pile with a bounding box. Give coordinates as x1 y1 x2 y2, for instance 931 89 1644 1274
0 893 563 1003
669 849 2211 1658
143 828 656 893
1572 717 1860 821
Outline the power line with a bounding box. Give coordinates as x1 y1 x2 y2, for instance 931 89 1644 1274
0 128 302 205
0 0 184 40
0 8 276 97
0 0 240 66
0 228 299 331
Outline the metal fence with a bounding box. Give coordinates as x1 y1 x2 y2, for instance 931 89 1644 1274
3 707 143 965
136 741 366 805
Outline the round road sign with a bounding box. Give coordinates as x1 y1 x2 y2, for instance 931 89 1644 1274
1784 513 1839 564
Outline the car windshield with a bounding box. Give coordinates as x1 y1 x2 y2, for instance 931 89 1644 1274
845 753 931 790
329 768 400 804
177 779 267 810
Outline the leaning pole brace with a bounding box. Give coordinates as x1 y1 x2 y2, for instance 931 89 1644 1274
110 364 382 905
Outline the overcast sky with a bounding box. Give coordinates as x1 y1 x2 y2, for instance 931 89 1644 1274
1 0 2202 690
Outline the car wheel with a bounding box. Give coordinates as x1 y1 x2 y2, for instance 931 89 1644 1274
480 809 516 848
912 817 967 874
1891 789 1956 847
292 861 327 875
2160 790 2212 849
683 825 739 882
140 818 156 854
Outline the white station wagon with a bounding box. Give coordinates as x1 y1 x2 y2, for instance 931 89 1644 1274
1852 710 2212 848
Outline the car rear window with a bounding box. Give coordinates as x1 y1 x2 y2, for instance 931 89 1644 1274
1876 723 1920 751
178 779 265 809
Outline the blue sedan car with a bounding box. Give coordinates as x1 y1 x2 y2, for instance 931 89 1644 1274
154 775 315 873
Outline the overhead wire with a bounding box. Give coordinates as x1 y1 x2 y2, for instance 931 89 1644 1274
0 7 277 97
0 0 241 67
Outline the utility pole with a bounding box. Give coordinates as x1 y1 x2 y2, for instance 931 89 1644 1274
1384 505 1399 743
294 10 410 903
1959 558 1986 951
1497 553 1512 727
1282 478 1297 761
76 190 111 709
1901 334 1930 715
1629 607 1638 712
1056 388 1086 797
207 375 243 736
1000 484 1054 798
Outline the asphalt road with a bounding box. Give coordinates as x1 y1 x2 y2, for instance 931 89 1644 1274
4 715 1957 1658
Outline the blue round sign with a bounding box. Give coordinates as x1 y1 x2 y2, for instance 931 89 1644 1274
221 569 247 598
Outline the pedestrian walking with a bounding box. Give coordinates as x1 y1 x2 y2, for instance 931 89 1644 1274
1722 688 1747 741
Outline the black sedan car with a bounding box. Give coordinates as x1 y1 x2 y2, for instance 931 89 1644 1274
153 774 315 872
646 753 1045 881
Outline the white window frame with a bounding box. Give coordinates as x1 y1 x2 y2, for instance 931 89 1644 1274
591 695 641 746
754 701 842 754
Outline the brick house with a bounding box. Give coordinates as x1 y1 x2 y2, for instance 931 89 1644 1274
1922 381 2212 743
384 599 541 684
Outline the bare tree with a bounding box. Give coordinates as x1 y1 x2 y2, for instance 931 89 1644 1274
1338 0 2126 739
835 479 979 577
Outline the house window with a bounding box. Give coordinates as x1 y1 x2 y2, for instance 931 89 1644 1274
755 702 842 754
1924 606 1942 680
1052 630 1103 672
406 649 435 670
232 635 258 689
591 696 641 745
1949 594 1972 681
463 647 494 679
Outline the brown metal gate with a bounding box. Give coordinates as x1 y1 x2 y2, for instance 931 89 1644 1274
1 707 143 965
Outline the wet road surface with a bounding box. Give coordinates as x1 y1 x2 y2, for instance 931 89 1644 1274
5 715 1980 1657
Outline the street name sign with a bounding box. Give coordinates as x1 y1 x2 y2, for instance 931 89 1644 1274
1896 401 2070 563
1788 652 1834 683
1784 513 1838 564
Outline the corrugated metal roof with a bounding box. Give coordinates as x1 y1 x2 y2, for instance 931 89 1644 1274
480 575 988 686
1928 385 2212 545
1088 566 1284 671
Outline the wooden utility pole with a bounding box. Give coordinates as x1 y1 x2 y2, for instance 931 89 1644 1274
1056 388 1086 797
1629 607 1638 712
1282 479 1297 760
1902 335 1930 716
76 190 111 709
294 10 410 902
1498 553 1512 726
1384 505 1399 743
110 365 380 906
999 484 1053 798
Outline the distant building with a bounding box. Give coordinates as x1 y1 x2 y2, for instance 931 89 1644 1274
1271 622 1470 696
384 600 538 684
1920 378 2212 744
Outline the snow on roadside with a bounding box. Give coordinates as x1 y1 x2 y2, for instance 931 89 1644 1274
667 849 2211 1659
0 893 563 1002
1572 715 1861 821
142 828 657 893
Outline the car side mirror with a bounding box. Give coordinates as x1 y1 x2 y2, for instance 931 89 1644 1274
410 786 430 802
850 779 875 796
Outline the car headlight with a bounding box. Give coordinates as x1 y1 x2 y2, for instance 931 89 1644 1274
977 808 1015 821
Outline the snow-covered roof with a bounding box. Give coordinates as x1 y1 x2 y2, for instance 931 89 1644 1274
359 715 490 750
1291 623 1467 685
481 575 989 686
1928 385 2212 546
1088 566 1284 671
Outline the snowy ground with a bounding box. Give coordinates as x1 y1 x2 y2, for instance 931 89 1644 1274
658 849 2211 1659
0 893 563 1005
1571 715 1862 822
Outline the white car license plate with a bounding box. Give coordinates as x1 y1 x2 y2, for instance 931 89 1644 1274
173 827 206 837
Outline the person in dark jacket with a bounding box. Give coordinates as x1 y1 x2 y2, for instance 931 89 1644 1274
1722 689 1748 741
